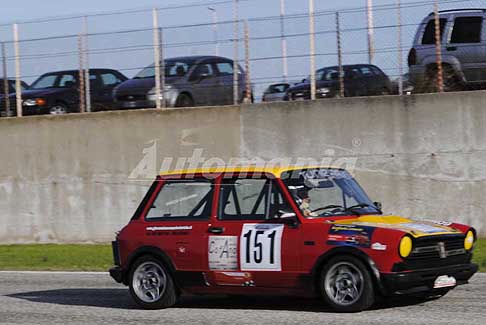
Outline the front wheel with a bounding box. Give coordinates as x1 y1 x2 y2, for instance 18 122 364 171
175 93 194 107
49 103 68 115
129 255 178 309
319 255 375 312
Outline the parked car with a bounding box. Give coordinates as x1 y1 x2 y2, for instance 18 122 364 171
391 73 414 95
286 64 392 101
408 9 486 92
0 69 127 116
114 56 251 109
262 83 290 102
109 166 477 312
0 79 29 117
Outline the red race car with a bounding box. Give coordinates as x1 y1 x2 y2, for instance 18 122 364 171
109 166 478 312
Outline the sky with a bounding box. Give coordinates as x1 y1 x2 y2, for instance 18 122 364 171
0 0 482 97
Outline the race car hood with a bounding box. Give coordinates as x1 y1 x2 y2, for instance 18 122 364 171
330 215 463 238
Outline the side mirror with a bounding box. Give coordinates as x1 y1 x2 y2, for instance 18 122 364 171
373 201 383 211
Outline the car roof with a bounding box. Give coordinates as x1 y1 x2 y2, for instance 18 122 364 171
39 68 122 75
429 8 486 17
318 64 379 71
160 165 343 178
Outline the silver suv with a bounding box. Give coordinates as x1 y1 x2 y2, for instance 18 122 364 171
114 56 250 108
408 9 486 92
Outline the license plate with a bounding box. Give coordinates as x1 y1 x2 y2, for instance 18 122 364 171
434 275 456 288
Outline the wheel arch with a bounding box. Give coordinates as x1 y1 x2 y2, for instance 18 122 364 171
123 246 176 286
311 246 385 296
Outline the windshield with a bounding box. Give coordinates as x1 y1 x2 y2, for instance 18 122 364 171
134 60 194 79
282 169 380 217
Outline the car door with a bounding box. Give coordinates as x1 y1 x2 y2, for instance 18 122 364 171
447 14 486 82
94 71 125 110
344 67 366 96
205 175 302 289
143 178 214 271
188 61 220 106
214 61 236 105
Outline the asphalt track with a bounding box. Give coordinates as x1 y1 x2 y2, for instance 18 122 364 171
0 271 485 324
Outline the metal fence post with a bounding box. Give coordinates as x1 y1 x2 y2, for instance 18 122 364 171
397 0 403 95
208 7 219 56
159 27 166 109
243 20 251 103
2 42 10 116
78 33 86 113
13 24 22 117
152 8 162 109
309 0 316 101
83 16 91 112
366 0 375 64
280 0 288 82
434 0 444 92
336 12 345 98
233 0 239 105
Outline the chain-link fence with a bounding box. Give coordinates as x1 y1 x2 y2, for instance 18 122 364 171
1 0 486 117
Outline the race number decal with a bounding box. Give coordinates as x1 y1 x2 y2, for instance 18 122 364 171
240 224 284 271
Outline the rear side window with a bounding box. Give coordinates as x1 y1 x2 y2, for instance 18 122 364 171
100 72 123 86
219 179 271 220
145 180 213 220
422 18 447 45
450 17 483 43
216 62 234 76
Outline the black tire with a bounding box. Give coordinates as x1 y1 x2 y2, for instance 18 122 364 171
421 66 463 93
175 93 194 107
128 255 178 309
319 255 375 312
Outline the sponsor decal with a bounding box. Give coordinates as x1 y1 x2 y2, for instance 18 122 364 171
212 272 255 287
327 224 375 248
371 242 387 251
208 236 238 271
240 224 284 271
400 223 446 234
146 226 193 231
424 220 453 227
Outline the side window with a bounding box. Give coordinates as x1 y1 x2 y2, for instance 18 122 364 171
370 66 384 76
219 179 271 220
100 72 123 86
190 63 215 80
145 180 213 220
359 66 373 76
450 17 482 44
215 62 234 76
59 74 77 88
422 18 447 45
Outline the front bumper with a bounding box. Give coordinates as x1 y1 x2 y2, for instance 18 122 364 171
380 263 478 295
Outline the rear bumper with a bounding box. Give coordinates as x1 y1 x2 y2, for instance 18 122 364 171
116 99 155 109
380 263 478 295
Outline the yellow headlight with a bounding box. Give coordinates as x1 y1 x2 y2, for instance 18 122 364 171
399 236 413 258
464 230 475 251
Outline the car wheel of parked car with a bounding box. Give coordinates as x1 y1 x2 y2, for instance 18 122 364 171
422 66 463 93
320 255 375 312
49 103 68 115
175 94 194 108
129 255 178 309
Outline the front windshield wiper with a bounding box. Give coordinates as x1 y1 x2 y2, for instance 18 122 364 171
344 203 382 216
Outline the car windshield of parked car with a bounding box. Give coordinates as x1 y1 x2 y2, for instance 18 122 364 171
30 73 78 89
30 74 58 89
134 61 194 79
282 169 380 217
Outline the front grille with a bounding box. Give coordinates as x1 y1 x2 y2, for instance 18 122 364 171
393 235 471 272
117 94 146 102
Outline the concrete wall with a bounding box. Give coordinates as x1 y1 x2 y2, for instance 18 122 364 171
1 91 485 243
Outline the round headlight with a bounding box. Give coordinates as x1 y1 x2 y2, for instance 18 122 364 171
464 230 475 251
399 236 413 258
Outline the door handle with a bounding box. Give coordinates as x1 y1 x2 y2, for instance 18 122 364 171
208 226 225 234
446 46 457 51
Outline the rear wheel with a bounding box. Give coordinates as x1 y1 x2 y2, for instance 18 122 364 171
175 93 194 107
319 255 375 312
421 66 463 93
129 255 178 309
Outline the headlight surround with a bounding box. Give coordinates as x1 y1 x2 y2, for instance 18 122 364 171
399 235 413 258
464 230 475 251
23 98 46 107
